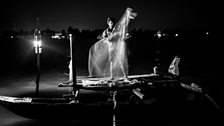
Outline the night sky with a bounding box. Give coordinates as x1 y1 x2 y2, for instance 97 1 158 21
0 0 222 32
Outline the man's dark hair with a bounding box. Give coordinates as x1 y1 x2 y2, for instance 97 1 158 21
107 17 115 24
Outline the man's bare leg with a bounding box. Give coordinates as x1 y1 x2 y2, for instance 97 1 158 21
120 65 129 82
110 61 114 80
58 60 73 85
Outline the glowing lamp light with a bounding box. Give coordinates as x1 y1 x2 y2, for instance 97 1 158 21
34 40 37 47
37 40 42 47
34 40 42 54
157 33 162 38
155 31 162 38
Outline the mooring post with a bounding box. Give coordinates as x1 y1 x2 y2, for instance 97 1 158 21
69 34 78 101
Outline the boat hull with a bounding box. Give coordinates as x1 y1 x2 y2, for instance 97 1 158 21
0 74 219 121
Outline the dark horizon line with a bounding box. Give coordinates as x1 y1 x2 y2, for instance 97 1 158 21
0 27 216 33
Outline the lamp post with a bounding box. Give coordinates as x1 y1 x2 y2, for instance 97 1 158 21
34 29 42 96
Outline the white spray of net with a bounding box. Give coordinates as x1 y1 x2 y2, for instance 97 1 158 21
88 7 137 78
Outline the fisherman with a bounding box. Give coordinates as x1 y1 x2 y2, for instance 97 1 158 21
101 17 129 82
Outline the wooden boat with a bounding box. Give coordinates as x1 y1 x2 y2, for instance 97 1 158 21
1 73 215 121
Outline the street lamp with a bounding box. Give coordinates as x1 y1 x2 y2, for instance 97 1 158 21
34 29 42 96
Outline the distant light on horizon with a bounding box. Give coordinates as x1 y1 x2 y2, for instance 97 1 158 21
155 31 162 38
